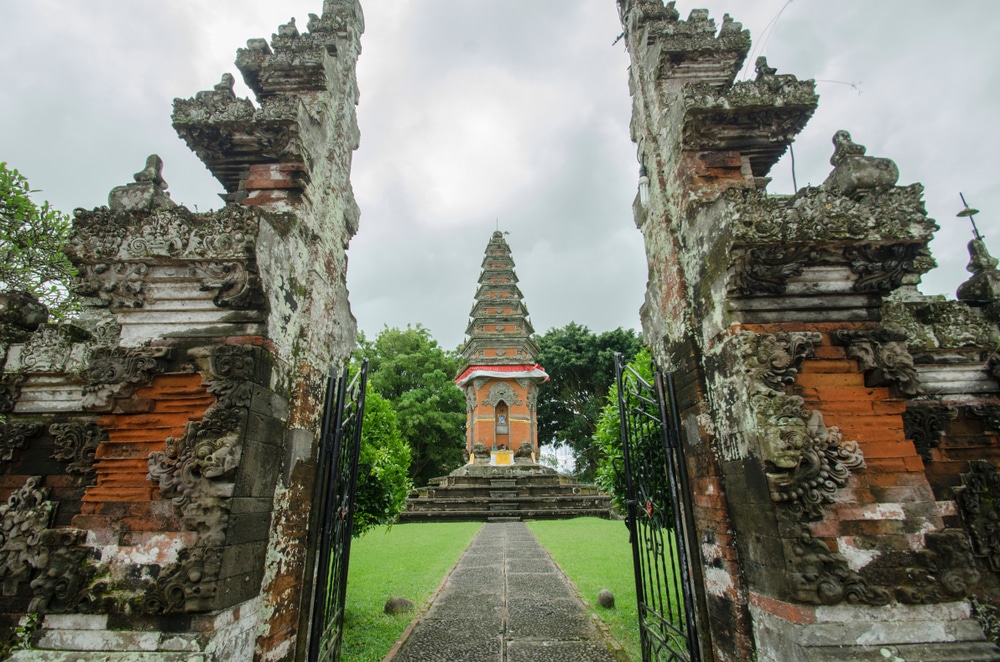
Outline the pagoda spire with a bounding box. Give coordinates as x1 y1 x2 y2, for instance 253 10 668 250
460 230 539 365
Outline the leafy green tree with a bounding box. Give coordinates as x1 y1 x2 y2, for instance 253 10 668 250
356 326 466 486
535 323 643 481
0 162 78 319
353 383 412 537
594 347 653 513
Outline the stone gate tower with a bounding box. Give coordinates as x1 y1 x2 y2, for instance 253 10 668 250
454 231 548 463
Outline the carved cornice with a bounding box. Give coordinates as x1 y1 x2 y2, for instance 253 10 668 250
833 329 920 396
482 382 523 408
896 529 980 604
82 346 169 412
956 460 1000 574
902 405 957 461
788 529 889 606
728 185 936 245
0 422 42 463
732 246 816 296
49 421 107 477
845 243 933 294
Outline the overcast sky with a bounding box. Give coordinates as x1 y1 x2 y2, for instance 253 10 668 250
2 1 998 350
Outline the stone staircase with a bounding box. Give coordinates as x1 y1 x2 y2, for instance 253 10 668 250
400 463 613 522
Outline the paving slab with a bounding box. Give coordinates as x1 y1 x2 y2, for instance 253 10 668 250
389 521 620 662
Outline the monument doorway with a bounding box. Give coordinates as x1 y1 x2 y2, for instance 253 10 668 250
494 400 510 449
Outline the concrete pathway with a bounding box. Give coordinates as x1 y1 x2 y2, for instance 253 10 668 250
388 521 621 662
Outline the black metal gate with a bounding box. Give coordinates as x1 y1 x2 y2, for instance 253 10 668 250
307 359 368 662
615 353 700 662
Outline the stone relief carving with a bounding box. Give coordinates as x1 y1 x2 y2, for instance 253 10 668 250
833 329 920 396
823 130 899 199
82 346 169 411
49 421 107 477
0 422 42 464
482 382 523 407
788 529 889 606
896 529 980 604
967 404 1000 435
0 374 26 413
465 385 477 413
745 332 821 391
526 384 538 411
732 246 815 296
902 405 957 461
16 326 84 374
72 263 149 309
956 460 1000 573
172 74 255 125
191 261 265 309
728 184 935 246
107 154 175 212
0 476 55 597
140 547 221 615
845 243 932 294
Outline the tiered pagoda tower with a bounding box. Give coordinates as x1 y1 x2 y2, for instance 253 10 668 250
454 231 548 464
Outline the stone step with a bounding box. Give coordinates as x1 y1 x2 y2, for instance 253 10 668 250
8 653 207 661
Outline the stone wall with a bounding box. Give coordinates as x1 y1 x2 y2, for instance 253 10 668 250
0 1 363 660
618 1 1000 660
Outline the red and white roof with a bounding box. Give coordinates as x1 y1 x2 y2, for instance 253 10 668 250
455 363 549 387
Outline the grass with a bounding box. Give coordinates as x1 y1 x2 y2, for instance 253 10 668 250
340 522 482 661
527 517 640 661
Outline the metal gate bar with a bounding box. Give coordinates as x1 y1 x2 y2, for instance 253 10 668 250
308 359 368 662
616 354 700 662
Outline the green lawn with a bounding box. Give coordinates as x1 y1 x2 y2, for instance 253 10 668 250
340 522 482 661
528 517 640 661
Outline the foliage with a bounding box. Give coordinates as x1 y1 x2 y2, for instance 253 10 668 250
342 522 483 661
535 323 643 481
352 383 412 537
0 612 41 659
594 347 654 514
356 325 467 486
528 518 639 661
0 162 78 319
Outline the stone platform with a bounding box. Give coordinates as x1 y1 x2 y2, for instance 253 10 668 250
400 462 613 523
386 521 621 661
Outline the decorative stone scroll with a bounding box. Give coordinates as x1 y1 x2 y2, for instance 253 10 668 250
896 529 980 604
140 547 222 615
82 346 170 411
845 243 931 294
745 332 821 391
0 374 26 413
482 382 523 408
49 421 107 476
956 460 1000 573
833 329 920 396
902 404 958 461
72 263 149 309
732 245 815 296
0 476 55 596
0 422 42 464
788 529 889 606
966 403 1000 434
192 261 265 309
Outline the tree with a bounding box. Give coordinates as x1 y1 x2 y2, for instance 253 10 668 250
0 162 78 319
356 326 466 486
535 323 643 481
352 383 412 537
593 347 653 514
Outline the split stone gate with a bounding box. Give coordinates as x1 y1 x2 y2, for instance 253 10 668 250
1 0 1000 660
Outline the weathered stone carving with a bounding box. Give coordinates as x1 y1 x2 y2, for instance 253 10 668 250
957 238 1000 306
482 382 523 407
729 185 936 245
16 325 85 374
82 346 169 411
833 329 920 396
732 246 815 296
49 421 107 476
788 529 890 606
140 547 221 615
902 405 958 461
108 154 176 212
745 332 821 391
465 385 476 413
0 290 48 337
967 404 1000 434
0 422 42 463
148 404 244 547
956 460 1000 573
203 344 268 409
526 384 538 410
29 528 105 614
515 442 533 458
845 243 931 294
192 261 265 309
72 262 149 309
172 74 255 125
897 529 979 604
823 130 899 198
0 374 26 413
0 476 54 597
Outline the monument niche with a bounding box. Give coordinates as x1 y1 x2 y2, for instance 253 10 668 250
401 231 612 522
